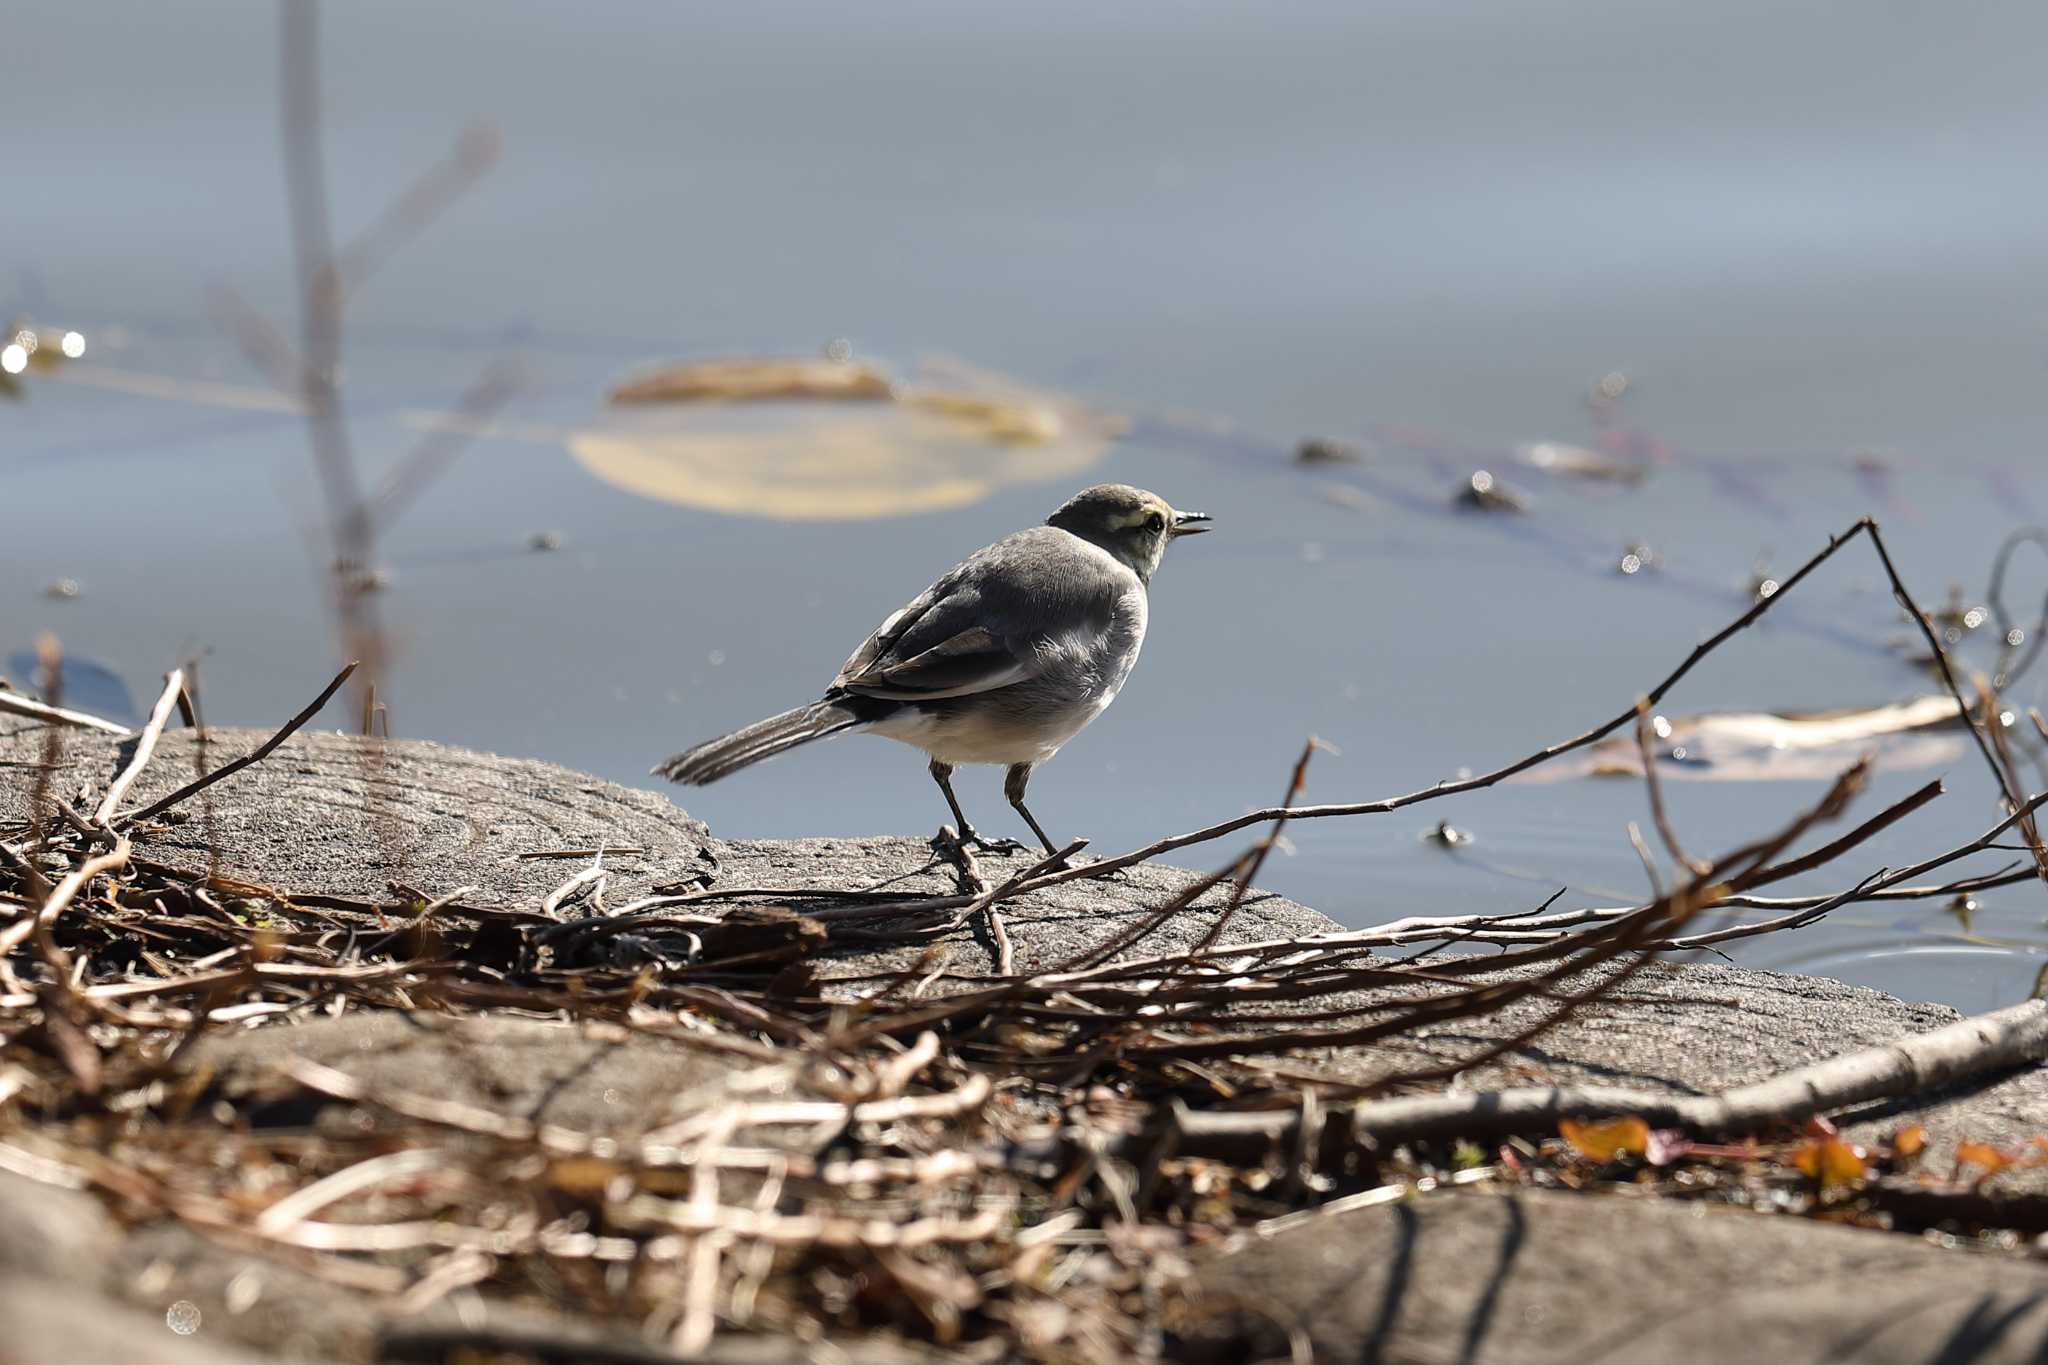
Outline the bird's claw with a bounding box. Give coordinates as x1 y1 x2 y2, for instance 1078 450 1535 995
929 826 1025 858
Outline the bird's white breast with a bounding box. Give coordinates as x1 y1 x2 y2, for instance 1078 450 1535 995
1093 586 1149 700
1026 584 1147 751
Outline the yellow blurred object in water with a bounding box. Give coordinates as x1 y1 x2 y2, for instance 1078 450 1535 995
573 357 1122 520
897 389 1065 444
609 357 895 405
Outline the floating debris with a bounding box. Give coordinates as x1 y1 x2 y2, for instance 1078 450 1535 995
1454 469 1529 513
1926 586 1990 639
609 357 896 405
334 561 393 595
898 389 1063 444
577 355 1123 520
1888 587 1997 668
1616 543 1660 577
611 354 1080 445
1296 437 1365 465
1547 695 1967 783
0 319 89 397
1517 441 1646 483
42 578 81 600
528 530 564 553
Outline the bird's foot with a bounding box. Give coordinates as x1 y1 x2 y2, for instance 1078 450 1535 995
929 826 1025 858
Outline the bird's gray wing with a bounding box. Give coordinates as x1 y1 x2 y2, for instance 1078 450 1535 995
832 580 1036 701
837 624 1032 701
830 527 1126 702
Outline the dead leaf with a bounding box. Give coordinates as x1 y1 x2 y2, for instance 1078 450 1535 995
546 1156 623 1197
574 357 1122 521
1560 1116 1650 1162
1891 1124 1928 1162
1792 1134 1869 1189
1528 695 1966 784
1954 1140 2017 1186
899 389 1064 444
609 357 895 405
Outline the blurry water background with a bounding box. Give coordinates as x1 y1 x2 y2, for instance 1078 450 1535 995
11 2 2048 1009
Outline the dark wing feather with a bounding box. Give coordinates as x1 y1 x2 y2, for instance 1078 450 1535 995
829 525 1129 702
834 597 934 685
836 625 1030 700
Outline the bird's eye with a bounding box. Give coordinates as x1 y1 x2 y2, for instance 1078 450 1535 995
1145 512 1165 533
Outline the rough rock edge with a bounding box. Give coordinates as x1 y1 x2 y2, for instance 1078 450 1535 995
10 726 2048 1363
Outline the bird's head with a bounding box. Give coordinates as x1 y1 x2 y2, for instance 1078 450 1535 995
1046 483 1211 582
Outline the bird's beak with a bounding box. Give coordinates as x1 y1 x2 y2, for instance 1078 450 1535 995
1170 510 1213 537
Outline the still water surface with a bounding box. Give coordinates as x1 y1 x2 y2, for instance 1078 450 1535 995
11 3 2048 1009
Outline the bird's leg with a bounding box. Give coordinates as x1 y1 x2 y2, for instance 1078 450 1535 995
928 759 1025 857
1004 763 1067 861
928 759 975 840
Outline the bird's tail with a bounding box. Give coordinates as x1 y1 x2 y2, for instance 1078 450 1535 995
653 700 865 785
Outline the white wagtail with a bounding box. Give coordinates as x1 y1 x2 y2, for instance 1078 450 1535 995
655 484 1211 853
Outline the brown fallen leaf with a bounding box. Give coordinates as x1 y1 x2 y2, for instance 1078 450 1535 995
899 389 1064 444
1954 1140 2018 1186
1793 1134 1869 1189
609 357 896 405
575 356 1123 521
547 1156 624 1197
1559 1115 1650 1162
1531 694 1966 784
